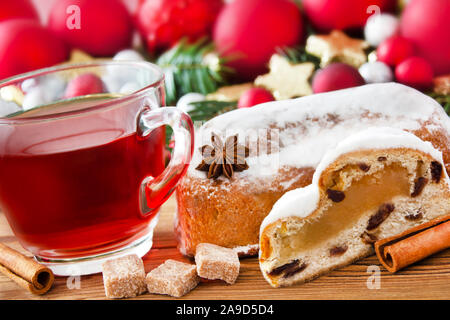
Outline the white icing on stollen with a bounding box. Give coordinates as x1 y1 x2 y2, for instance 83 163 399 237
313 127 445 185
187 83 450 183
260 127 449 233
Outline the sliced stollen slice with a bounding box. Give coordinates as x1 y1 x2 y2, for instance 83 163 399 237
259 127 450 288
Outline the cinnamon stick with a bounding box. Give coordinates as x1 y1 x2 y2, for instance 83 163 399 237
0 243 54 295
375 214 450 273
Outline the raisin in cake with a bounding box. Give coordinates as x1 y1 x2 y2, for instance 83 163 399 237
175 83 450 257
259 127 450 287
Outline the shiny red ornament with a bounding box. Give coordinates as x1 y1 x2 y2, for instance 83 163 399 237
136 0 223 53
377 36 415 67
400 0 450 75
302 0 396 33
312 63 365 94
0 19 68 80
64 73 105 99
237 88 274 108
213 0 304 81
395 57 433 91
48 0 133 56
0 0 38 22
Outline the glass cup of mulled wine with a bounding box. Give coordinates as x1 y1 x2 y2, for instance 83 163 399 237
0 61 194 275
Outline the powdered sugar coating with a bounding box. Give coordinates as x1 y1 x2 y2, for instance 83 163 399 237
102 254 147 299
195 243 240 284
188 83 450 185
146 259 199 298
314 127 446 183
260 184 320 232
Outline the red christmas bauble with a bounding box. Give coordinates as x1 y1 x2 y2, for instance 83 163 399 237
377 36 415 67
302 0 396 33
48 0 133 56
213 0 304 81
0 19 68 80
238 88 274 108
0 0 38 22
400 0 450 75
395 57 433 91
136 0 223 53
312 63 365 94
64 73 105 99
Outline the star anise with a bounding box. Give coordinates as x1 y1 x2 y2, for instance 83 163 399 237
196 132 250 180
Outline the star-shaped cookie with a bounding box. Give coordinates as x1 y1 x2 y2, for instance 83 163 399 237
62 49 104 79
255 54 314 100
306 30 369 68
67 49 96 64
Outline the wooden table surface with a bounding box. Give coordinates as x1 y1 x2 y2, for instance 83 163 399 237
0 196 449 300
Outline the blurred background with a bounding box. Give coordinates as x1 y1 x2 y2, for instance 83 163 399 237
0 0 448 122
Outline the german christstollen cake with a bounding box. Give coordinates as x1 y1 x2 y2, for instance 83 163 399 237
175 83 450 257
259 128 450 287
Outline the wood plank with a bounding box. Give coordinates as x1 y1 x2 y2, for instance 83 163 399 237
0 196 449 300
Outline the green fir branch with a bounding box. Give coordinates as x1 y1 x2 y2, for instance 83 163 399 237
276 45 321 69
165 100 237 148
186 100 237 121
157 39 230 105
428 92 450 116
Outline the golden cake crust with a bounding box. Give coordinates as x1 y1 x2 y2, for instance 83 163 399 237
176 167 315 256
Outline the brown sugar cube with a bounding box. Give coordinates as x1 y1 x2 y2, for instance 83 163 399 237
195 243 240 284
102 254 147 299
146 259 199 298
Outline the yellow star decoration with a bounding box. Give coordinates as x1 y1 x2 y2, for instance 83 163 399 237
306 30 369 68
62 49 105 79
67 49 96 64
255 54 314 100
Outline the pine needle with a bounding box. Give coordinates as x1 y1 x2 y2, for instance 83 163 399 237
276 45 321 69
157 39 230 105
428 92 450 116
165 100 237 148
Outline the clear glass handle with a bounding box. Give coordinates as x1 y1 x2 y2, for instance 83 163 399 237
137 106 194 215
